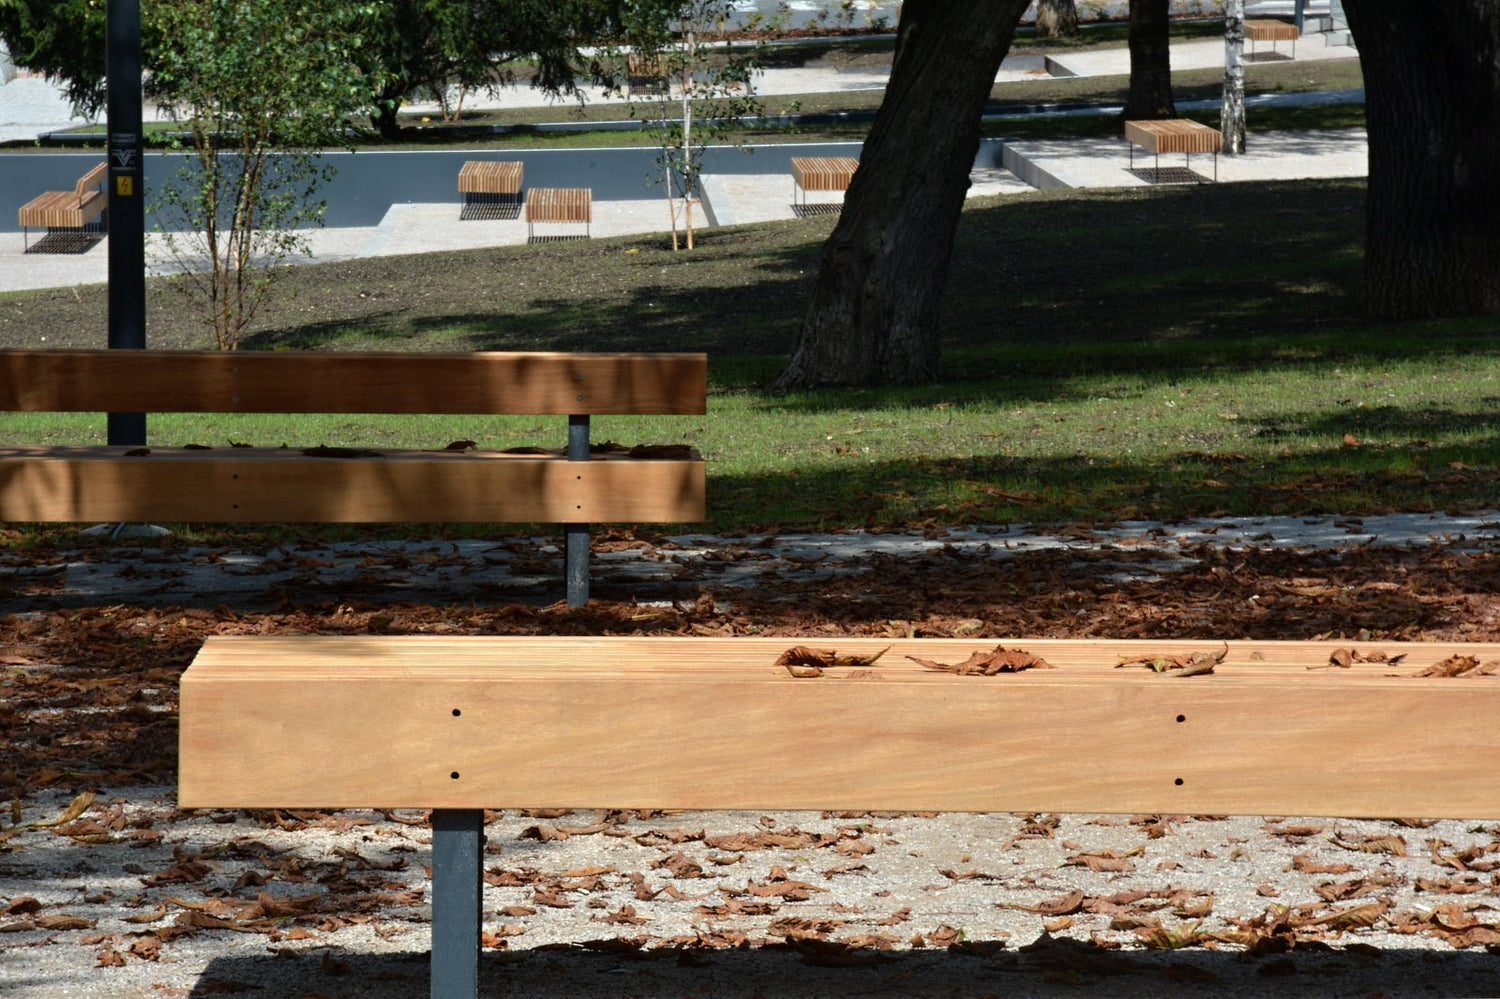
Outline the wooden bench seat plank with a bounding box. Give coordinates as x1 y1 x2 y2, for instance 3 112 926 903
457 160 523 195
0 350 706 415
1245 18 1300 41
180 636 1500 817
1124 119 1221 155
790 156 859 192
525 188 592 223
0 447 704 523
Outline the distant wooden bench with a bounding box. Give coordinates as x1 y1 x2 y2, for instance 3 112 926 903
1246 18 1299 60
17 162 108 252
524 187 591 241
180 634 1500 996
790 155 859 210
0 349 705 605
1125 119 1221 183
457 160 523 220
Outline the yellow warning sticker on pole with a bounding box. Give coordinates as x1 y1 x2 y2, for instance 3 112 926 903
116 175 135 197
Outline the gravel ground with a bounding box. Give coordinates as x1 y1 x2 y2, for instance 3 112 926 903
3 788 1498 998
4 516 1500 997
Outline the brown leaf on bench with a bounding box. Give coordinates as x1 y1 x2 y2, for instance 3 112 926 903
1313 647 1408 670
444 440 477 451
1414 654 1500 677
1116 643 1227 676
777 645 889 678
300 446 384 458
183 443 213 450
501 446 552 455
907 645 1052 675
124 447 151 457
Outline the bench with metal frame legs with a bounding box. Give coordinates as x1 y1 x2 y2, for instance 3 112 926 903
179 634 1500 998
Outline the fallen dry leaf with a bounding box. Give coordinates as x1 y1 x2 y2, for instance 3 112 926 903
906 645 1052 675
1414 655 1500 678
1330 831 1408 856
1115 643 1227 676
776 645 889 678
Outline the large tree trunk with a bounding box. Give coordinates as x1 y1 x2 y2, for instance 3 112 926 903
773 0 1030 389
1221 0 1246 154
1341 0 1500 318
1124 0 1175 119
1035 0 1079 38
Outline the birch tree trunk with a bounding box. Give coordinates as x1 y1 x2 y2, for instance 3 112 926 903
1125 0 1176 119
1221 0 1246 154
773 0 1031 388
1340 0 1500 318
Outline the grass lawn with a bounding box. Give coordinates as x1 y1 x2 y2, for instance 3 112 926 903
3 175 1498 537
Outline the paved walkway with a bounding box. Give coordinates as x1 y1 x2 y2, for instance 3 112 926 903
3 511 1492 612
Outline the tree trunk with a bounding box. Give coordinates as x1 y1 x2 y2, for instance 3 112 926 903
773 0 1031 389
1035 0 1079 38
1124 0 1175 119
1221 0 1246 154
1341 0 1500 317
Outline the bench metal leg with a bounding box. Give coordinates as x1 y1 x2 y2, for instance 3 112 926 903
565 414 590 606
431 808 484 999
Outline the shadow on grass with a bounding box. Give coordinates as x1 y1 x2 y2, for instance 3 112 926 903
708 443 1500 529
249 179 1423 412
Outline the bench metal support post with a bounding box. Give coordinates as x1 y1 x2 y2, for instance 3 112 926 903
431 808 483 999
565 414 589 606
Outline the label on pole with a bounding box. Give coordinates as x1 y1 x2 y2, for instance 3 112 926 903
115 175 135 197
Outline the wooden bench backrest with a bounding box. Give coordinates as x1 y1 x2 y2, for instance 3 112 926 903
0 350 705 415
74 162 108 198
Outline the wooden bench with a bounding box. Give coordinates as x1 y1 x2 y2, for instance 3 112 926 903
456 160 523 220
790 155 859 210
0 349 706 605
1124 119 1221 183
179 634 1500 996
524 188 591 241
1246 18 1299 60
17 162 108 252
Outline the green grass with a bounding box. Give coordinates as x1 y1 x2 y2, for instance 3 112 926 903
4 177 1499 535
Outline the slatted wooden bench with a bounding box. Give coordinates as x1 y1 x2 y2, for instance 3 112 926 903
0 349 706 605
179 635 1500 997
1246 18 1299 60
523 188 592 241
789 155 859 210
1124 119 1221 183
457 160 523 220
17 162 108 252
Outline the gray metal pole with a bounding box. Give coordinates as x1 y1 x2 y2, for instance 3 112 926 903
430 809 484 999
1293 0 1306 31
565 414 590 606
105 0 146 447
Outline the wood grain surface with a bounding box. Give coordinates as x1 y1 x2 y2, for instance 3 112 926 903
0 350 705 415
179 636 1500 817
